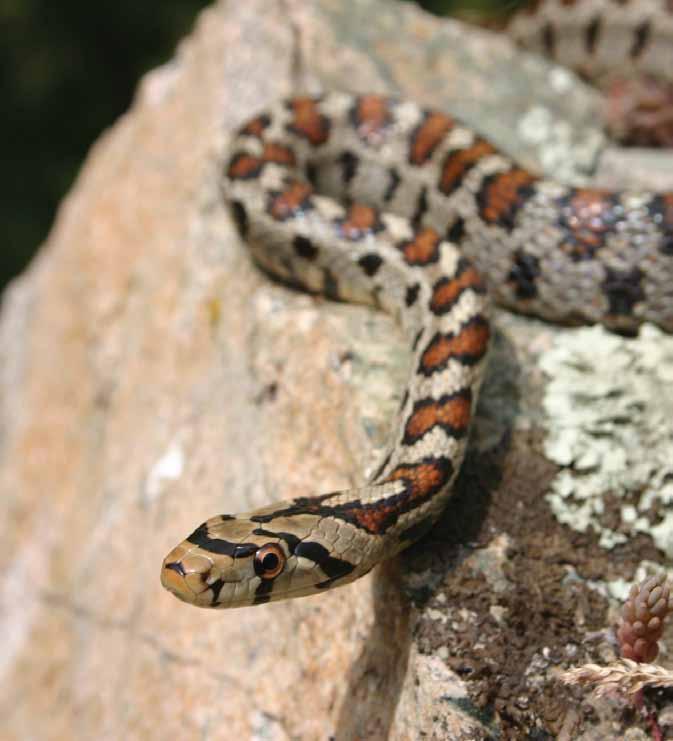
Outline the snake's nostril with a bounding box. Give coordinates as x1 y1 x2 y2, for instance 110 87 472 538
164 561 186 577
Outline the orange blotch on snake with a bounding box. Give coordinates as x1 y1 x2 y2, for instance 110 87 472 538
409 112 455 166
420 319 490 372
268 181 314 221
337 203 382 240
227 153 264 180
397 228 441 265
240 114 271 138
558 188 617 259
404 392 472 442
352 95 392 143
430 265 485 314
287 97 330 146
478 168 538 226
262 142 296 166
385 460 450 500
349 503 398 534
439 139 496 195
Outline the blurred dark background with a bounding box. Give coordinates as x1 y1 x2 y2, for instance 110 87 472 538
0 0 517 291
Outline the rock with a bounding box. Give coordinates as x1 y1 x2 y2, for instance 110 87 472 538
1 0 672 739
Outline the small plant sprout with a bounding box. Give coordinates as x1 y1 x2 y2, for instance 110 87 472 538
617 573 673 664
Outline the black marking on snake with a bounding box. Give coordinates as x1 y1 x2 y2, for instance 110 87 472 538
239 113 271 137
230 201 249 238
187 522 258 557
585 15 602 54
603 267 645 317
405 283 420 307
165 561 186 577
323 268 340 300
411 328 424 352
295 541 355 579
293 235 318 260
306 162 319 187
233 543 261 558
209 578 225 605
347 98 361 131
541 22 555 58
370 284 384 311
412 187 429 227
508 250 541 300
249 492 339 523
371 450 393 482
446 217 465 244
631 20 651 58
399 389 409 412
252 528 301 554
339 151 359 184
384 168 401 202
220 515 236 521
358 253 383 277
253 578 274 605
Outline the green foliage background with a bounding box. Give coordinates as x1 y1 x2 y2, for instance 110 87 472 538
0 0 516 289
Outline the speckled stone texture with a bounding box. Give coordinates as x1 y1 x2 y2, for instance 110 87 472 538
1 0 673 739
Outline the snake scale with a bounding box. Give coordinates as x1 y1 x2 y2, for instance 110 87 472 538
161 0 673 609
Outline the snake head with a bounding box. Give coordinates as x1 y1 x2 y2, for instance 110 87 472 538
161 510 361 608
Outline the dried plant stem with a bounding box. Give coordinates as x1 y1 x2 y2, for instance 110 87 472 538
561 659 673 697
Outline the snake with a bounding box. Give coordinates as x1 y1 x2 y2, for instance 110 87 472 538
161 0 673 609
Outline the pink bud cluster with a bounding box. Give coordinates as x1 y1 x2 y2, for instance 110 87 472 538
617 574 673 663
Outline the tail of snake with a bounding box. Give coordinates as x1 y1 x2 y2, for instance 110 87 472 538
161 0 673 608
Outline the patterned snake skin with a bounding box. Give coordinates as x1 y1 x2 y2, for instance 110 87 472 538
161 0 673 609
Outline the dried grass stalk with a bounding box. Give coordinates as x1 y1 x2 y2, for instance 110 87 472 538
561 659 673 697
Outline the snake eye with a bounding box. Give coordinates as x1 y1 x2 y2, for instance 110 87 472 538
254 543 286 579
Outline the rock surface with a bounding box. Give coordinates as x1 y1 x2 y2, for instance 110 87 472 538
1 0 672 739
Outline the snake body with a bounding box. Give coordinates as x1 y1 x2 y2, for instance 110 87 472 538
161 0 673 609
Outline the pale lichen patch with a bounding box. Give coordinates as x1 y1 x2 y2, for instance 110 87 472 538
540 324 673 556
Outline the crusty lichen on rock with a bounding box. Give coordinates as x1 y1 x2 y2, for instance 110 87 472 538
540 324 673 555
